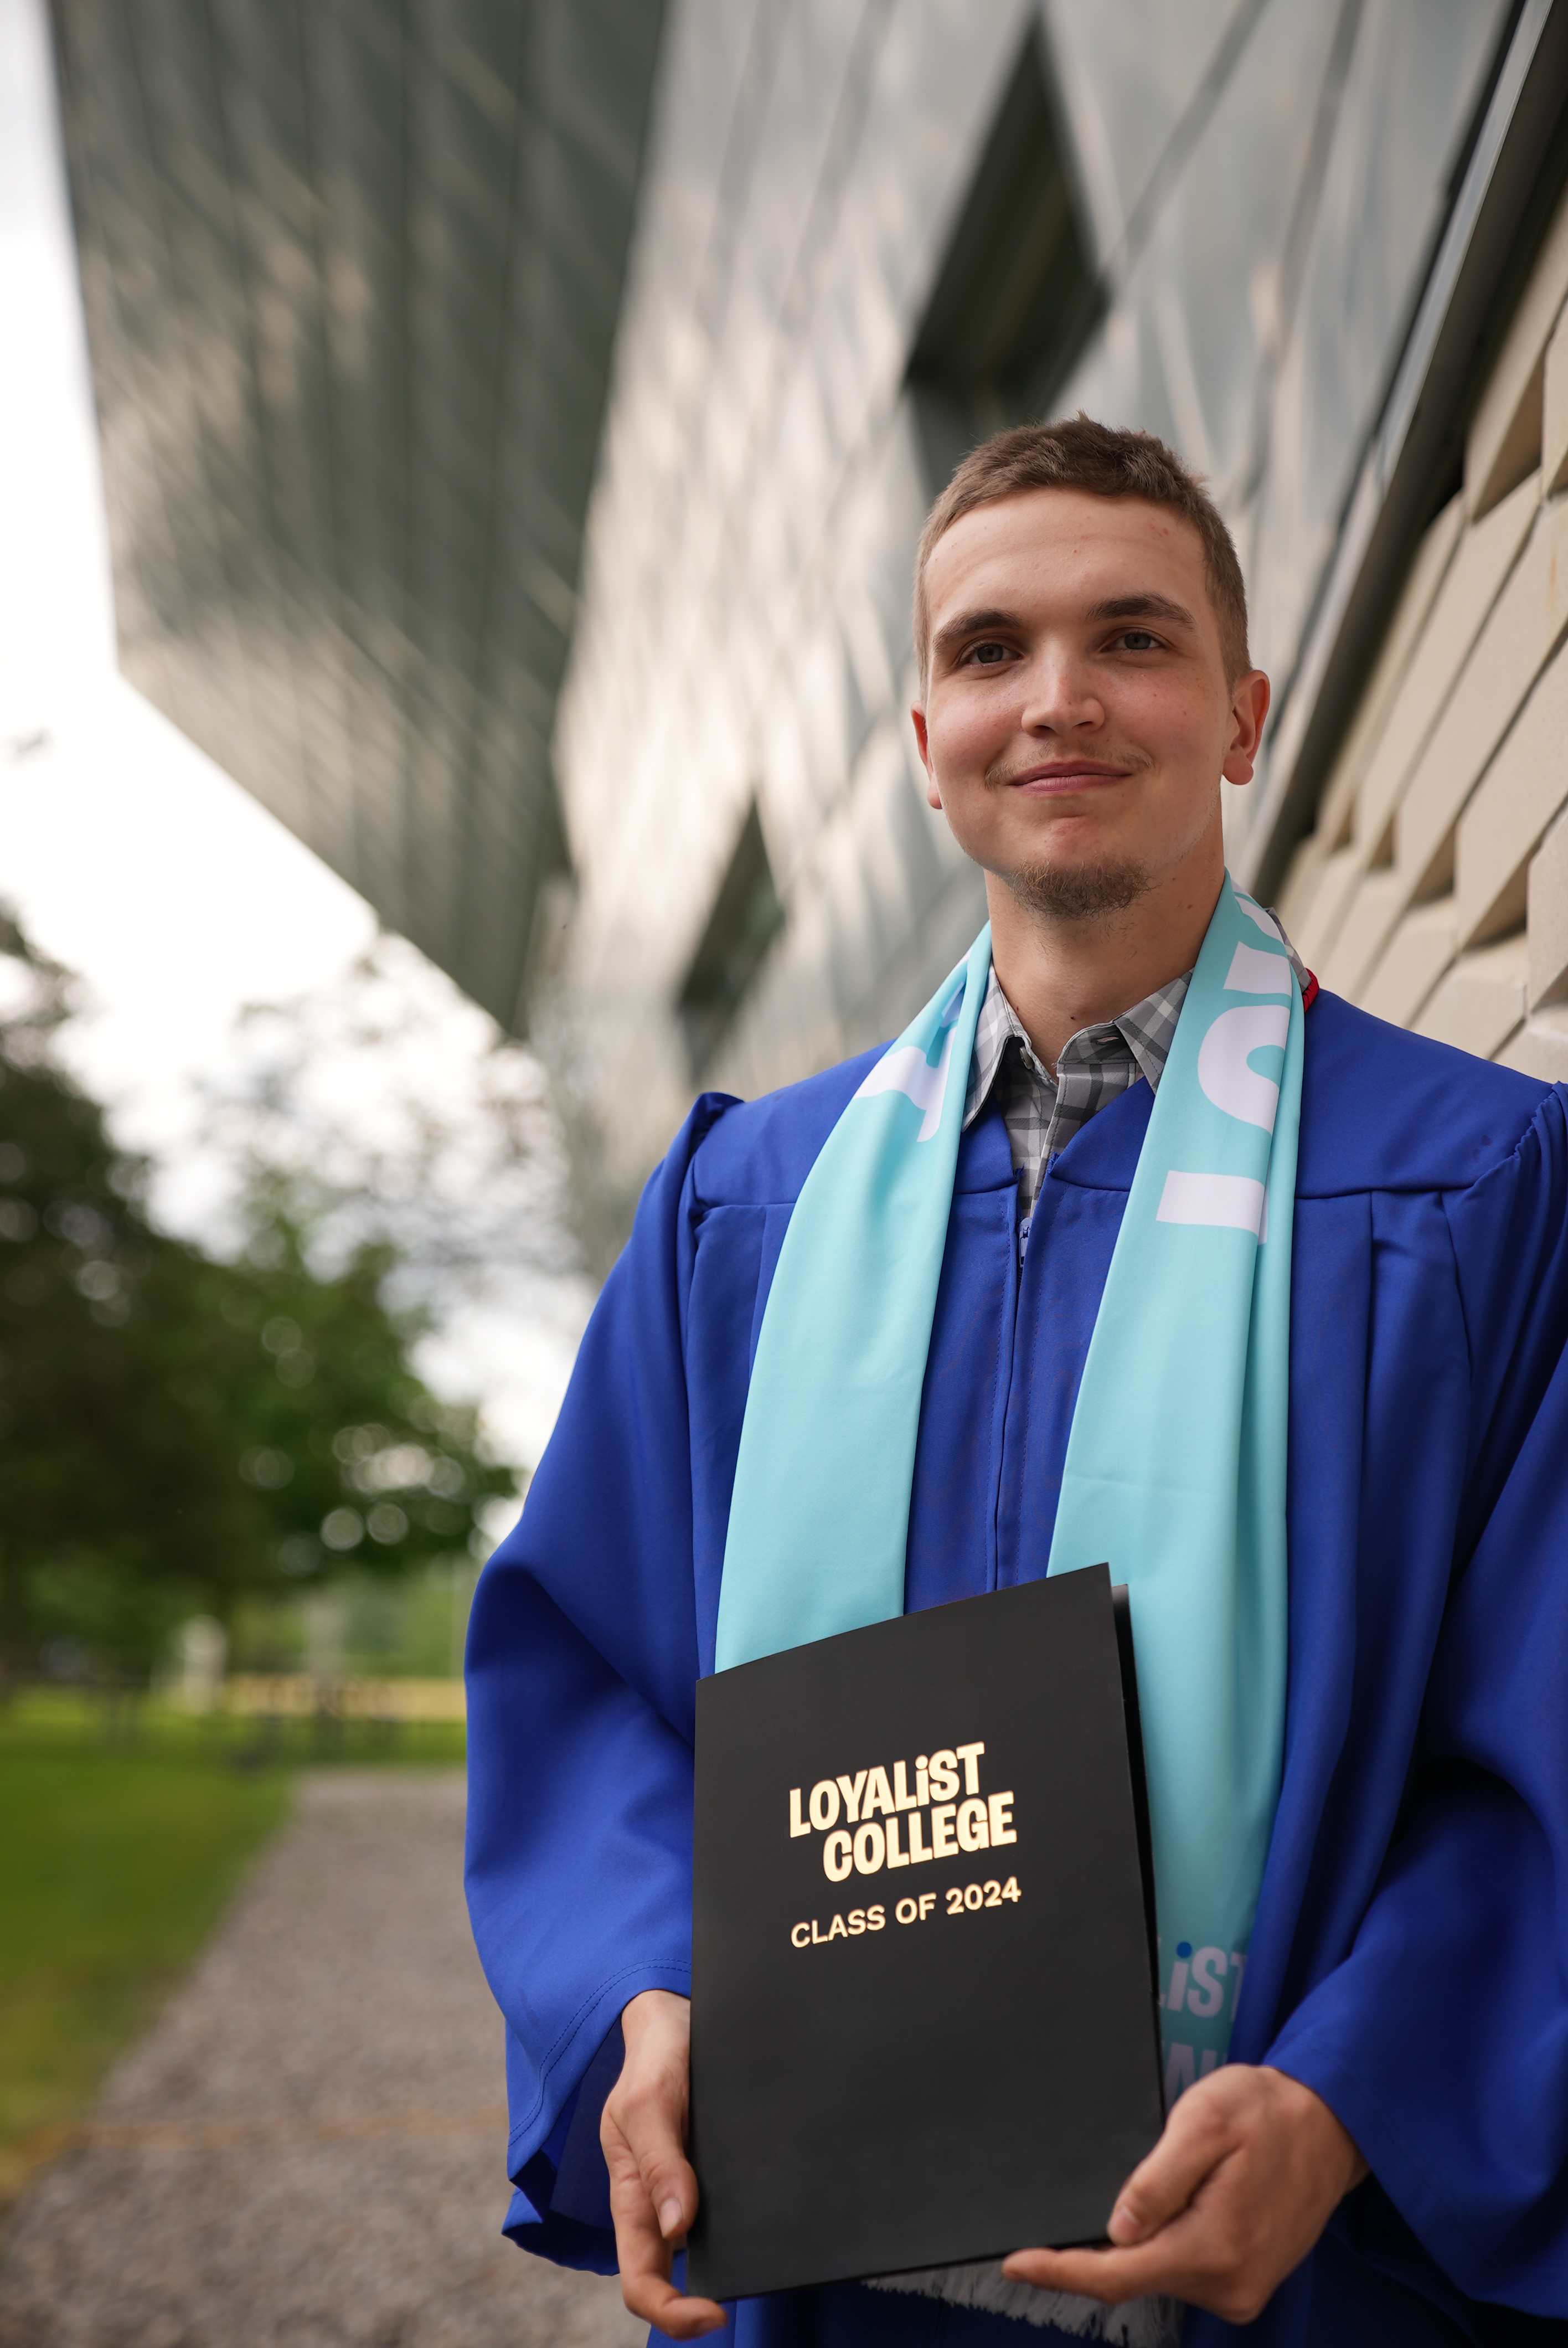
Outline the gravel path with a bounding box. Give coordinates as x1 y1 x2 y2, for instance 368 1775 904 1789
0 1771 644 2348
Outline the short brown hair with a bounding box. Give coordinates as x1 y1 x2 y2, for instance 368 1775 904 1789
913 415 1250 686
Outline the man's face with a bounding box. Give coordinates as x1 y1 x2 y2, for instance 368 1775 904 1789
912 489 1267 921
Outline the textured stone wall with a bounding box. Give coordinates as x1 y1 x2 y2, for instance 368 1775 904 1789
1278 180 1568 1079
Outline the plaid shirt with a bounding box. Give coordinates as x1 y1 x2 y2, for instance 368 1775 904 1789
962 922 1307 1218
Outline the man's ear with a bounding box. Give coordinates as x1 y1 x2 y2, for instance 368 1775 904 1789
911 706 942 810
1221 670 1271 788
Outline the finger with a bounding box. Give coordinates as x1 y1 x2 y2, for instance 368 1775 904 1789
623 2268 728 2338
640 2136 702 2244
1102 2077 1237 2244
604 2111 726 2335
1004 2186 1278 2326
612 2195 726 2337
997 2079 1242 2305
605 2066 704 2244
1002 2243 1181 2305
1003 2143 1242 2304
611 2083 700 2242
623 2268 728 2339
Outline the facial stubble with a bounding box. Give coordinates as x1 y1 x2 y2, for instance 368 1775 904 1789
1003 854 1152 923
979 748 1162 924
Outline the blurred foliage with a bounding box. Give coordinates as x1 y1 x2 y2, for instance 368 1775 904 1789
0 913 517 1678
229 1558 481 1678
202 927 575 1304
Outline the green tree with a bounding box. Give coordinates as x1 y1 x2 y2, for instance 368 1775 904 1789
0 914 515 1680
175 1185 516 1609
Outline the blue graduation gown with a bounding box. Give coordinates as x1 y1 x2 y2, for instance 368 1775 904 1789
465 992 1568 2345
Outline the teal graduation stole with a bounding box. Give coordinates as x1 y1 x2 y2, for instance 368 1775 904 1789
716 875 1304 2083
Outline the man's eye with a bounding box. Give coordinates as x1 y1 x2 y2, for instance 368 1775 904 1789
1117 630 1160 652
966 641 1012 666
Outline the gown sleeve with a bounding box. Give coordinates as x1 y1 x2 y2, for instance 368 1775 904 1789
463 1093 735 2271
1265 1087 1568 2318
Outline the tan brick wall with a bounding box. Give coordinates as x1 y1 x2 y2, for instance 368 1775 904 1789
1277 178 1568 1083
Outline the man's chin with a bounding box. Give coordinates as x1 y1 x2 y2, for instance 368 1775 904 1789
1005 858 1151 921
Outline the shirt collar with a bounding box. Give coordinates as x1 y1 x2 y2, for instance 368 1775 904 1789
960 912 1307 1133
963 965 1190 1130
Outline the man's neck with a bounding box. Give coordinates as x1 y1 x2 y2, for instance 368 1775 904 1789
983 856 1224 1073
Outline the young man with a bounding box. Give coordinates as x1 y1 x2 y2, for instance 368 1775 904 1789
466 421 1568 2346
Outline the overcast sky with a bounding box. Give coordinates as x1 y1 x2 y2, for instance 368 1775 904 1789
0 0 589 1481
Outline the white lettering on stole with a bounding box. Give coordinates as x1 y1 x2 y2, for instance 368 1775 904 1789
1195 1003 1289 1132
1185 1947 1229 2016
853 1022 958 1144
1221 943 1291 996
1156 1170 1266 1240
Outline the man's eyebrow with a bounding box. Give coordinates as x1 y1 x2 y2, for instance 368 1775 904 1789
929 607 1023 660
1086 593 1198 632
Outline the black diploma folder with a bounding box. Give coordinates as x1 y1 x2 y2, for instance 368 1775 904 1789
687 1566 1163 2302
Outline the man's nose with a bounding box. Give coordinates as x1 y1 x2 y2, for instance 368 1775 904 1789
1017 649 1104 733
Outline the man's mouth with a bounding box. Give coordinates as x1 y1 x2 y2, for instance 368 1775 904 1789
996 761 1132 793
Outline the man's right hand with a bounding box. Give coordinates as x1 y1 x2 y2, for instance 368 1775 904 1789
600 1989 728 2337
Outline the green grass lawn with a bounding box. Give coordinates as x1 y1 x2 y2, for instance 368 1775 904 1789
0 1692 464 2211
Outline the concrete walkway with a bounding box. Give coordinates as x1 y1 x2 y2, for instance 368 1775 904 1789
0 1772 644 2348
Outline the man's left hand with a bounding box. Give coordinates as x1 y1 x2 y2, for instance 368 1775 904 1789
1002 2064 1367 2326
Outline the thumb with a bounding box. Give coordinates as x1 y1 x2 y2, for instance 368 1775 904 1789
607 1990 702 2246
639 2130 698 2242
605 2078 698 2241
1106 2079 1236 2245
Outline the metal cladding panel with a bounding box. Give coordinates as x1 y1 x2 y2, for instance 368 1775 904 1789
49 0 666 1031
518 0 1534 1268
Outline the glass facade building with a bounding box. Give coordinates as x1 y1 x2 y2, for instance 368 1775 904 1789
545 0 1565 1249
53 0 1568 1264
50 0 667 1035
